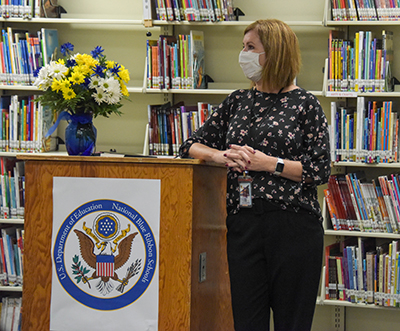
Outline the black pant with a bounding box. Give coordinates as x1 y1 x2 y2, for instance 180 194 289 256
226 199 324 331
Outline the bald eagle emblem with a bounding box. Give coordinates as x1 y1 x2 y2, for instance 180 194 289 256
72 212 142 296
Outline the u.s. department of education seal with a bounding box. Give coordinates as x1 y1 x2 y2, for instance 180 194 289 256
53 199 157 310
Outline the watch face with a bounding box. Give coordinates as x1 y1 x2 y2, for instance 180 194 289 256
276 162 284 173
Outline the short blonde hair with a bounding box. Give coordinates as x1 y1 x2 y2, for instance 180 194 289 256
244 19 301 90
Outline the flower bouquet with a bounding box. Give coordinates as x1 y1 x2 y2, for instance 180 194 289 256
33 42 131 155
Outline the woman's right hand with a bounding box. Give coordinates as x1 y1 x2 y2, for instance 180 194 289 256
189 143 242 171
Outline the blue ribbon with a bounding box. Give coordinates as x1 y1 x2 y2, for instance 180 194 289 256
45 111 93 138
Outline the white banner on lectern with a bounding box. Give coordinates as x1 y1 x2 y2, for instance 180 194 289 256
50 177 160 331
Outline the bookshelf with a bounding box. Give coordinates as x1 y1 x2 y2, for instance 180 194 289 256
322 1 400 329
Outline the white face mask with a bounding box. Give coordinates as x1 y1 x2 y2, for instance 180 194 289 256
239 50 265 82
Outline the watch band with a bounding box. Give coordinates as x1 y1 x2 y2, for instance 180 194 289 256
273 157 284 176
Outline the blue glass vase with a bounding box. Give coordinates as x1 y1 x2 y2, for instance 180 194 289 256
65 113 97 156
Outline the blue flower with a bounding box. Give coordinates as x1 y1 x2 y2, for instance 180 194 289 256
91 46 104 59
83 77 91 87
33 67 42 77
110 64 121 77
92 64 105 78
60 42 74 56
66 59 76 68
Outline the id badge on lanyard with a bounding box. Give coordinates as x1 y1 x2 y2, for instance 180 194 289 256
238 171 253 208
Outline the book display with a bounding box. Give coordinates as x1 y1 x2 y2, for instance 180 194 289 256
0 156 24 329
323 0 400 328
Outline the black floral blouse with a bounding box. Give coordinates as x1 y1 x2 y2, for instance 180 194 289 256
179 88 331 219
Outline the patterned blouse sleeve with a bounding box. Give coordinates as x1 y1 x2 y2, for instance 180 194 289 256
179 92 236 158
299 95 331 186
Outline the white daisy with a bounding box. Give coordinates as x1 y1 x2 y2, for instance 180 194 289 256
92 87 107 105
48 61 68 80
33 66 52 90
105 90 122 105
89 75 102 89
101 77 119 92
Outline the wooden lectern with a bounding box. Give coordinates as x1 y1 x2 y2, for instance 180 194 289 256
19 155 234 331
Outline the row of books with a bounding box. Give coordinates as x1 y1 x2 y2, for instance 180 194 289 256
0 297 22 331
0 95 55 154
0 158 25 220
330 98 399 164
148 101 216 156
325 238 400 307
0 226 23 287
327 30 393 93
325 173 400 233
0 27 58 86
0 0 40 19
146 30 205 90
331 0 400 21
151 0 235 22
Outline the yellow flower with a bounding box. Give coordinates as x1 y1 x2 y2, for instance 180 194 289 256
75 54 98 68
120 82 129 97
56 59 65 65
76 64 91 76
106 60 115 69
51 78 63 92
62 88 76 100
60 78 71 90
69 71 85 85
119 68 130 83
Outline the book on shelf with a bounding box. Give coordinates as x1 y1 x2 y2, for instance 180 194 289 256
327 29 393 93
0 297 22 331
0 157 25 220
325 242 341 300
148 0 235 22
0 226 24 287
147 100 216 156
190 30 206 89
146 30 206 90
41 28 59 66
0 0 39 19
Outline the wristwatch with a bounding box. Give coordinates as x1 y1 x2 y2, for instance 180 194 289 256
273 157 285 176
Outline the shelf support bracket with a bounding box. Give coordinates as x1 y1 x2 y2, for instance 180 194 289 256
333 305 346 331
